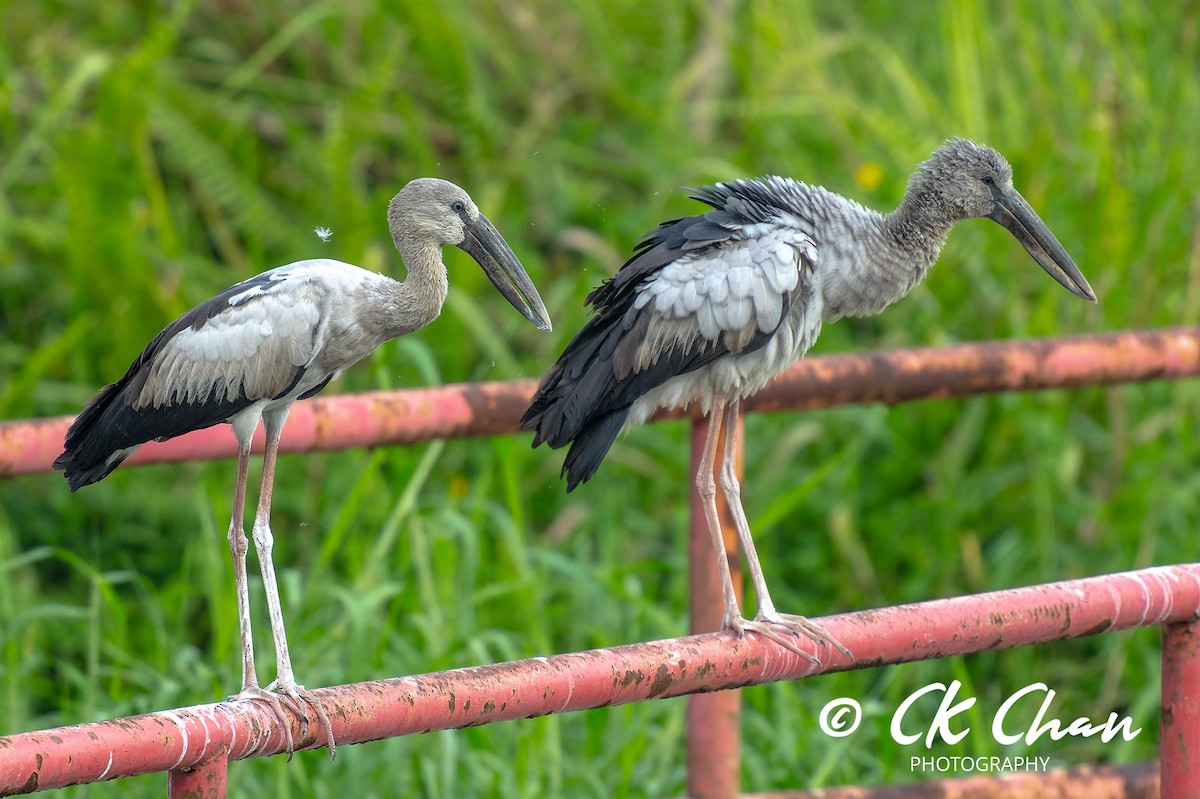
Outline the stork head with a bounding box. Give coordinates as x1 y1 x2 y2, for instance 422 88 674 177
389 178 553 331
911 138 1096 302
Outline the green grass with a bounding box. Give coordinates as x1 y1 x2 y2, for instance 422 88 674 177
2 0 1198 795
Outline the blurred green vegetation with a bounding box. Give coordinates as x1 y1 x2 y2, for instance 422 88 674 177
2 0 1198 795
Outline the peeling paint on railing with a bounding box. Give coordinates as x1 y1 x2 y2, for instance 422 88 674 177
4 328 1199 478
2 565 1196 795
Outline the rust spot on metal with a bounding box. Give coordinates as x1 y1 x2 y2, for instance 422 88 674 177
618 669 646 688
648 664 673 697
983 635 1008 651
1083 620 1115 636
456 380 538 440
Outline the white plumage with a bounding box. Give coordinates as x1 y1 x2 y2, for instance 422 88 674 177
56 180 552 756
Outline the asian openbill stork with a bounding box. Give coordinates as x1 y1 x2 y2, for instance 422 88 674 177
522 138 1095 662
55 178 552 755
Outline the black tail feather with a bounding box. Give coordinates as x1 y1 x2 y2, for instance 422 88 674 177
55 446 134 492
53 380 129 490
561 408 629 491
54 377 243 490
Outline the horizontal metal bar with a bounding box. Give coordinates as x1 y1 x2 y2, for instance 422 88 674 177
749 325 1200 413
0 377 537 478
3 327 1199 479
2 564 1196 794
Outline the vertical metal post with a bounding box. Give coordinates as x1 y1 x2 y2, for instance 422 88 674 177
168 749 228 799
687 415 744 799
1162 616 1200 799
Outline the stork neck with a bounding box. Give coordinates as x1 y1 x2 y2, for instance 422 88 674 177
377 238 449 340
819 194 953 321
884 188 956 266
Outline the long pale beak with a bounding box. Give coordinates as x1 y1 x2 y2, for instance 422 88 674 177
457 213 553 331
989 187 1096 302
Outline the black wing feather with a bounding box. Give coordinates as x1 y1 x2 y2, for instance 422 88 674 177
522 180 798 490
54 271 303 490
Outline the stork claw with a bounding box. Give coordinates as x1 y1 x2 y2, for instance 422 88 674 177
765 611 854 662
266 679 337 761
230 682 336 760
231 685 302 758
724 611 853 665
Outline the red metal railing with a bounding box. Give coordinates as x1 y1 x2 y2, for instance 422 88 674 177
2 327 1199 797
2 565 1197 794
5 327 1197 478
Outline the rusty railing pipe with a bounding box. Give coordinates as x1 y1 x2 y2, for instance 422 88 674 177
1161 617 1200 799
2 564 1197 795
4 328 1199 479
688 416 745 799
166 749 228 799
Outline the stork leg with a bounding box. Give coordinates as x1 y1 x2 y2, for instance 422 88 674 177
228 443 259 689
249 405 336 758
695 396 744 631
717 399 852 662
226 430 300 754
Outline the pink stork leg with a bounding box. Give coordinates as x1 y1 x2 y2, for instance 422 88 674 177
717 398 852 663
228 441 260 690
226 414 299 753
694 396 743 629
250 404 336 757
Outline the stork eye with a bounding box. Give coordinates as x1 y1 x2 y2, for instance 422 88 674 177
982 175 995 186
451 201 466 213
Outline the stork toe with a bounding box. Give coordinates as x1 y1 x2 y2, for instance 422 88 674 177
759 610 853 661
268 680 337 760
730 618 820 664
231 685 302 756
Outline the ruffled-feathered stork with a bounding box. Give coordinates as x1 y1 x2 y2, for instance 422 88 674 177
522 139 1094 662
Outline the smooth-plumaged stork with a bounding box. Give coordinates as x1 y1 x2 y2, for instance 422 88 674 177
55 178 552 755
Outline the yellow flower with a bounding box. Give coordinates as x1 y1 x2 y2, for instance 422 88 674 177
856 161 883 191
449 474 471 500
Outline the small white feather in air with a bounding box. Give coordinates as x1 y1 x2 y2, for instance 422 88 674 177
314 226 333 243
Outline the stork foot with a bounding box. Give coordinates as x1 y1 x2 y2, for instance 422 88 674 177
264 678 337 760
765 611 853 661
725 612 853 664
230 685 304 757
